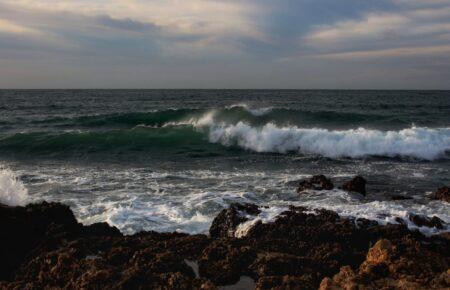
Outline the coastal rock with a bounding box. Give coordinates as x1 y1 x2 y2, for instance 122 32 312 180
432 186 450 202
320 236 450 289
209 203 261 238
409 214 444 229
198 241 256 285
341 176 366 195
256 275 315 290
0 201 79 280
296 174 334 192
1 201 448 289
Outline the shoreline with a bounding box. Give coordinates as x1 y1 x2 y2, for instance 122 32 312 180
0 181 449 289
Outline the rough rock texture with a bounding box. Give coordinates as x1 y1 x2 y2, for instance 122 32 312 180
409 214 444 229
0 202 213 290
1 201 448 289
297 175 334 192
432 186 450 202
319 236 450 290
342 176 367 195
209 203 261 238
201 204 448 289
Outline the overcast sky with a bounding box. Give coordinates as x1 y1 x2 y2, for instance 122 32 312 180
1 0 450 89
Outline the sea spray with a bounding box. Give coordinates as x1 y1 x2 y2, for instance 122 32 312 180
188 114 450 160
0 168 28 206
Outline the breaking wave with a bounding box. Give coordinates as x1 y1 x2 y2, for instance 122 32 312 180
201 122 450 160
0 167 28 206
1 106 450 160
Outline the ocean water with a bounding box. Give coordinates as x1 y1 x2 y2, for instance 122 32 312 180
0 89 449 235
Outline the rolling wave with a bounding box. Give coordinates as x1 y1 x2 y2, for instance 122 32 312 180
23 105 407 130
204 122 450 160
0 127 213 156
172 109 450 160
1 106 449 160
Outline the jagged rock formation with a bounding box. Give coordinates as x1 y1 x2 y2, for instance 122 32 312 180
0 200 448 289
297 175 334 193
341 176 367 195
432 186 450 202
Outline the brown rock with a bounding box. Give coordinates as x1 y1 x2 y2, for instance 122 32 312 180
257 275 315 290
409 214 444 229
297 175 334 192
198 241 256 285
320 235 450 289
342 176 366 195
1 200 448 289
432 186 450 202
209 203 260 238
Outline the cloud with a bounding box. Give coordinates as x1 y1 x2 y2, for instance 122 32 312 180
1 0 265 42
96 15 160 33
0 18 42 35
304 0 450 61
317 44 450 59
0 0 449 88
305 13 408 44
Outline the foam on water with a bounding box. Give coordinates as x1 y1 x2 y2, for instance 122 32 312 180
160 110 450 160
226 103 273 116
5 164 449 236
0 167 28 206
191 115 450 160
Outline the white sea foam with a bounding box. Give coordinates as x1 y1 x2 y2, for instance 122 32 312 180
233 189 450 237
12 163 449 237
202 121 450 160
0 168 28 206
290 189 449 236
164 109 450 160
226 103 273 116
235 206 286 238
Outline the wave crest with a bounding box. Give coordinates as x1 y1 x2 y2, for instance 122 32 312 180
198 120 450 160
226 103 273 116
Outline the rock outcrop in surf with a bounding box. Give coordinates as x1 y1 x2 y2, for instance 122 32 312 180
432 186 450 202
296 174 334 193
341 175 367 195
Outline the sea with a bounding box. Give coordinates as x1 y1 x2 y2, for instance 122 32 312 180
0 89 449 235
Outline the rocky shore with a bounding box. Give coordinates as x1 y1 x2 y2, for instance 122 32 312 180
0 182 449 289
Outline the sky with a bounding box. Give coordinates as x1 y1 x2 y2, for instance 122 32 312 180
1 0 450 89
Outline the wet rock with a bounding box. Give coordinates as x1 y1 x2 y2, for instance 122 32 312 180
320 236 450 289
1 200 448 289
341 176 366 195
409 214 444 229
81 222 122 237
256 275 316 290
355 218 379 229
391 194 413 200
250 253 312 277
0 201 79 280
296 174 334 192
209 203 260 238
198 241 256 285
432 186 450 202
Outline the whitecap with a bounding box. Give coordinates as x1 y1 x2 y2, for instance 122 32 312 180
0 167 29 206
202 122 450 160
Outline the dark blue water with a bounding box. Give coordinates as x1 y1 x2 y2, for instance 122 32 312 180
0 90 449 234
